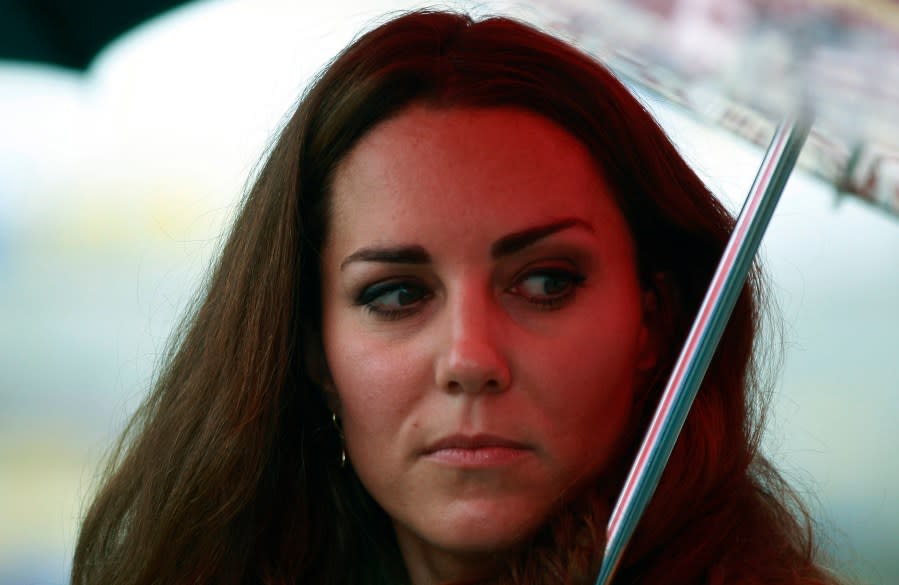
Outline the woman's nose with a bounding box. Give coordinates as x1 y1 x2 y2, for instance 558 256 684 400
434 285 512 395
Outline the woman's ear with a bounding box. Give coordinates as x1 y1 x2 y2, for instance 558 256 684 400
303 326 341 415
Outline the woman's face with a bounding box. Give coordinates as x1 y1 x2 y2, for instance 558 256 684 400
320 105 655 581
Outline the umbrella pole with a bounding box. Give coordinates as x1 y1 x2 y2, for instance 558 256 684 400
594 109 814 585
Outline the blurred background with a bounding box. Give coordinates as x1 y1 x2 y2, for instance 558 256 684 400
1 0 896 584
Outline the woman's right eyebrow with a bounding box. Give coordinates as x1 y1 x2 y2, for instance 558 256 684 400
340 245 431 270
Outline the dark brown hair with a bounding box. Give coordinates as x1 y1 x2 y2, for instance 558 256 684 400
73 10 840 585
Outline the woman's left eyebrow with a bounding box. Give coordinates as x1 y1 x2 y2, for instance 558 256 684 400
491 217 593 259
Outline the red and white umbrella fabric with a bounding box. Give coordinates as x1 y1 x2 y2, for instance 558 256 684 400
533 0 899 219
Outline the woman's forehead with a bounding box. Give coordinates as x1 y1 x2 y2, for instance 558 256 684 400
327 105 625 245
334 105 597 180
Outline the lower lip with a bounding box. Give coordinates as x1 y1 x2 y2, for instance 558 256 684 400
424 447 531 467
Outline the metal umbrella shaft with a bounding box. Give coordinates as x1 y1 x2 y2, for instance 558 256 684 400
594 110 814 585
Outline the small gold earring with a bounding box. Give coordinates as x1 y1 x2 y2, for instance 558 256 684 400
332 413 347 467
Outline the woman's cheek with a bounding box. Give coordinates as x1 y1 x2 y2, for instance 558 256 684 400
330 336 424 426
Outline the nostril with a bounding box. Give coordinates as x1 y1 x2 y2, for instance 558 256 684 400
435 327 512 394
444 376 505 395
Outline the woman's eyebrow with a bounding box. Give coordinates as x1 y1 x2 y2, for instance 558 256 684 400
491 217 594 259
340 245 430 270
339 218 593 271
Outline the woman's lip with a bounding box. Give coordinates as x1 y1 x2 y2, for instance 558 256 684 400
421 434 533 467
421 433 531 455
424 446 531 467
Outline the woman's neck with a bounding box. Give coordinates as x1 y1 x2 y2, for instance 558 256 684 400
395 527 510 585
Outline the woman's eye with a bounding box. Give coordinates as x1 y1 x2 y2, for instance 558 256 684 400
356 281 430 319
510 269 585 309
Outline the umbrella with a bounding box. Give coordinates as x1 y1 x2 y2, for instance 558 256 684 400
534 0 899 219
0 0 197 70
509 1 899 582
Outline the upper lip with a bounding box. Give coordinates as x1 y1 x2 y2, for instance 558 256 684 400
422 433 531 454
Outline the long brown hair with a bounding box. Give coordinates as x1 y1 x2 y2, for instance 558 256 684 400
73 10 841 585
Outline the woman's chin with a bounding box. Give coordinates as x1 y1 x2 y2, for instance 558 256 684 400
394 517 532 585
394 498 548 559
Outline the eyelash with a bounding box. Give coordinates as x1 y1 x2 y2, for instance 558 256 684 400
355 280 433 321
354 268 586 320
510 269 587 309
